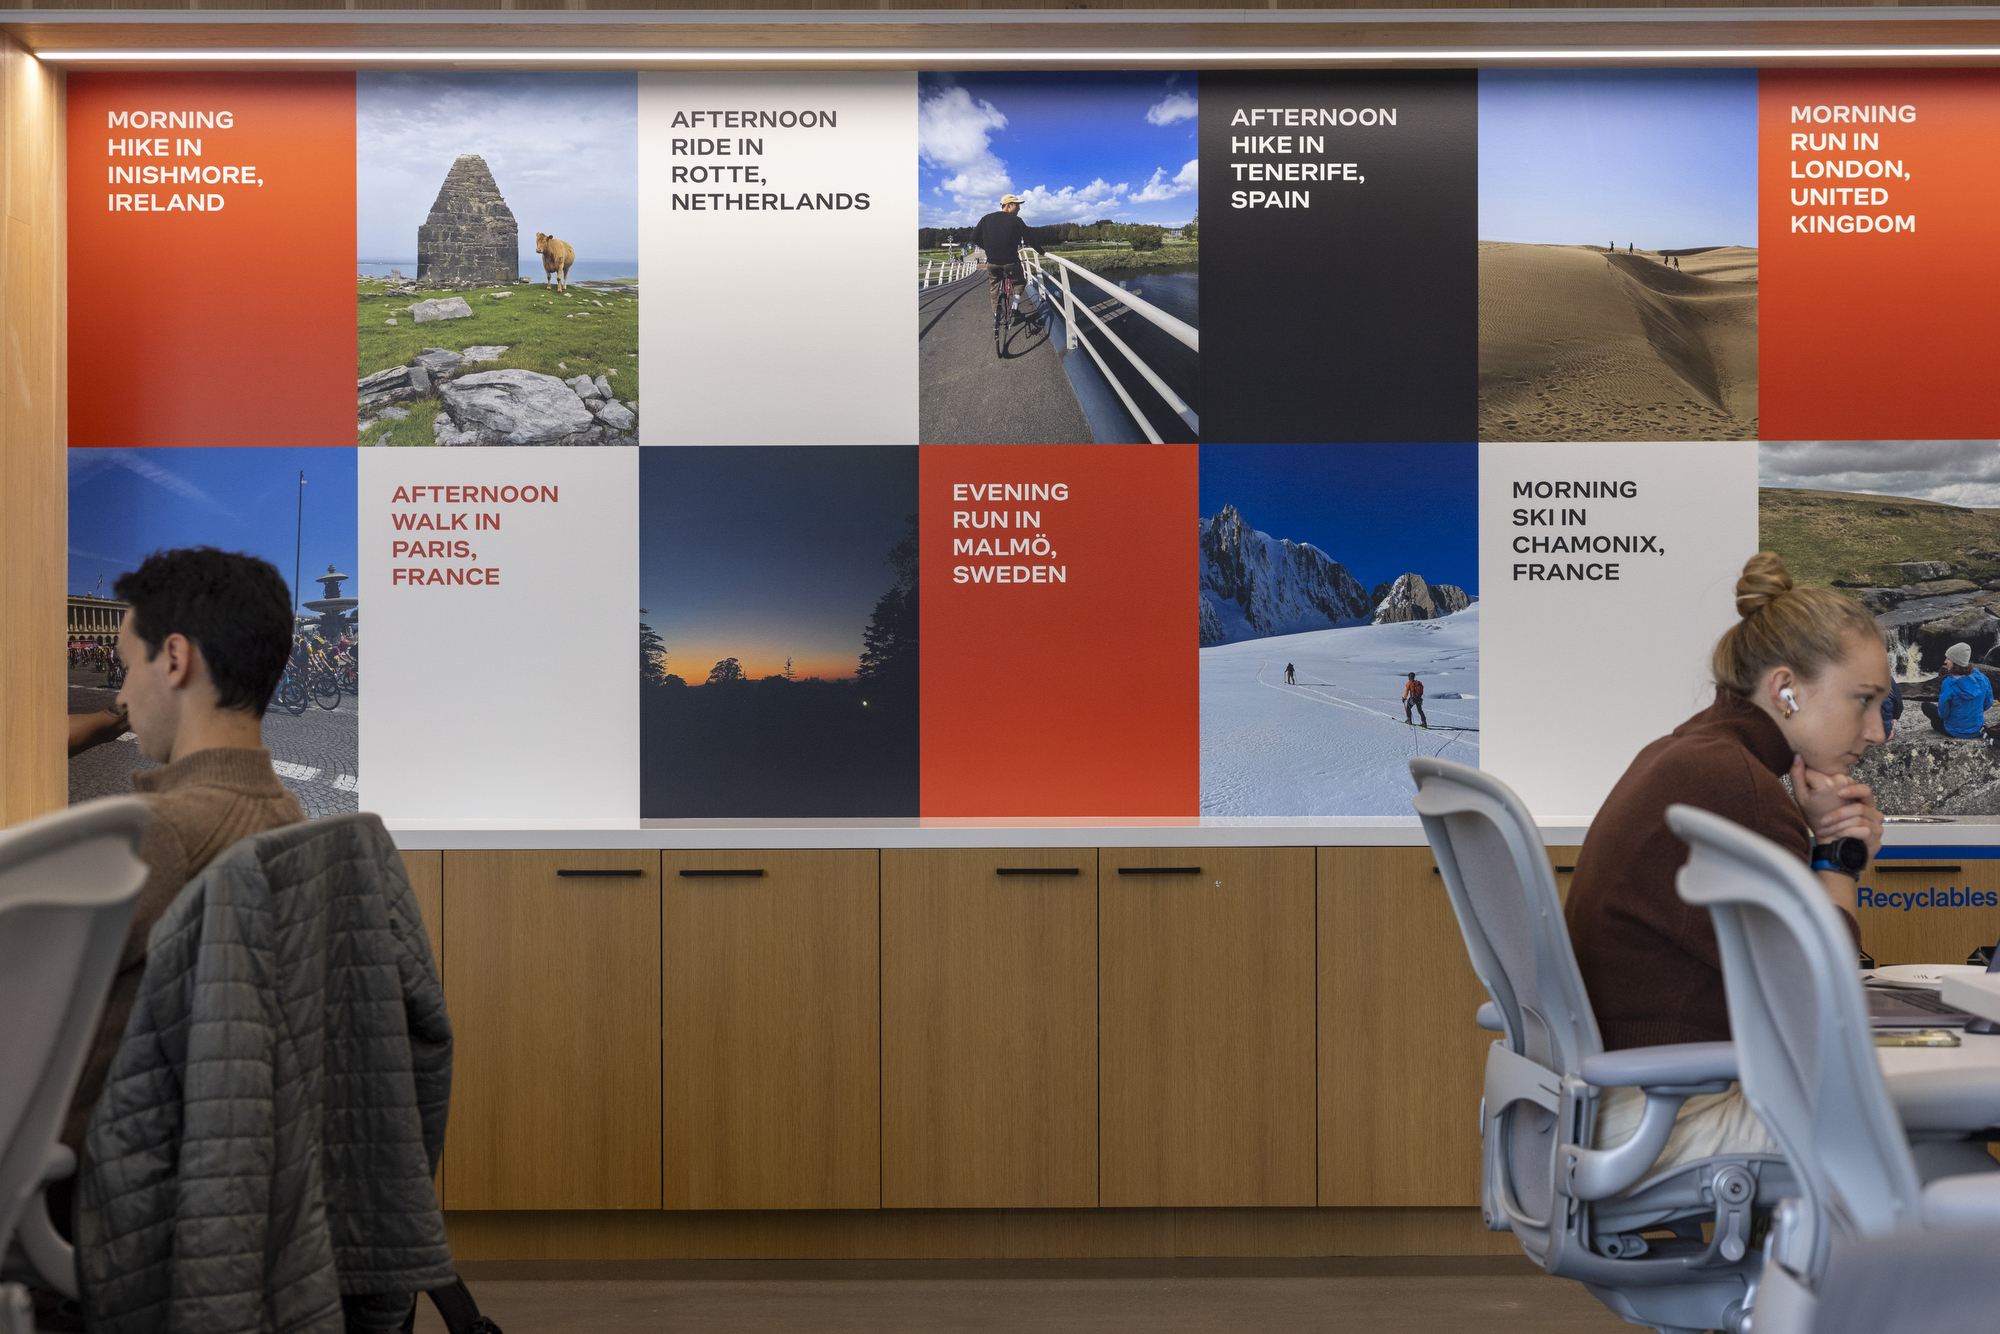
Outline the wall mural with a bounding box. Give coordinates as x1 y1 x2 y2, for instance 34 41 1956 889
63 67 2000 830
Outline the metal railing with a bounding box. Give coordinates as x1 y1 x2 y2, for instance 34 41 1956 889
919 254 978 289
1019 247 1199 444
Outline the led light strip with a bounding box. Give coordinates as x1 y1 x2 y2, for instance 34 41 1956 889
34 45 2000 64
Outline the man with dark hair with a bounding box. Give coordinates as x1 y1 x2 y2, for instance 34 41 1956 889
57 547 305 1193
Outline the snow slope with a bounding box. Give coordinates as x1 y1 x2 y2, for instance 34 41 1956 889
1201 607 1480 817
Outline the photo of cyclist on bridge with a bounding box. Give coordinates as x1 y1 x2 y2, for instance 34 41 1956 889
917 72 1201 446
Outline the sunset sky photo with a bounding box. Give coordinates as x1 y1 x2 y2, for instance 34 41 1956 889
639 447 918 683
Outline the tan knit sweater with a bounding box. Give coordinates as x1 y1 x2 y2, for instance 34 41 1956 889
63 747 306 1152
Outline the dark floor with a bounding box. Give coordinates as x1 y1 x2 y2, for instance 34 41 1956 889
414 1259 1631 1333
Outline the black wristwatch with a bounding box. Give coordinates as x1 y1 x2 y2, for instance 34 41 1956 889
1811 837 1869 879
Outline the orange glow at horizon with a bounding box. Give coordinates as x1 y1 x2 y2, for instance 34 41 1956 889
657 638 859 683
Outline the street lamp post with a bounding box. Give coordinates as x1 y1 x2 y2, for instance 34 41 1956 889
293 470 307 615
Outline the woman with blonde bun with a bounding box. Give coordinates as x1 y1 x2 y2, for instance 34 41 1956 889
1566 552 1890 1170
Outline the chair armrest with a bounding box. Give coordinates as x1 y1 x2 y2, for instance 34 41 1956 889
1579 1041 1737 1092
19 1156 76 1300
1475 1002 1503 1032
1922 1172 2000 1229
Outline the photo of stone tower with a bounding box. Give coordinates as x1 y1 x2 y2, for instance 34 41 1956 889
416 153 518 288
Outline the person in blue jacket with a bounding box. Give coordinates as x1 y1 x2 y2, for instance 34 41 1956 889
1921 641 1995 740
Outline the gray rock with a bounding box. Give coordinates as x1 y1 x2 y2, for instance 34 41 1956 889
1898 560 1955 582
1855 717 2000 815
487 291 512 299
596 400 637 433
1431 584 1473 615
582 397 606 415
437 369 597 446
379 405 410 421
357 416 378 433
383 318 398 326
358 362 432 410
565 374 597 401
416 154 518 288
1372 572 1450 625
413 347 465 375
411 297 474 324
461 345 509 362
593 375 613 399
433 412 482 447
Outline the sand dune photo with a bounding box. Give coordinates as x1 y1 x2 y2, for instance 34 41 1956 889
1479 241 1757 441
1478 69 1757 442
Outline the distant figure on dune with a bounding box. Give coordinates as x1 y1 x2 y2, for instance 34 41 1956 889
1285 662 1295 684
535 231 576 293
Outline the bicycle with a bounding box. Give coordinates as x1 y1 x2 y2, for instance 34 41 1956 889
991 263 1035 359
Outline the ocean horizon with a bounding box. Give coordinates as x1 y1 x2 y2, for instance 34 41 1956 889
357 258 639 284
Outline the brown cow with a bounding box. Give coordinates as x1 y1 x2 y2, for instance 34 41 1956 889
535 231 576 293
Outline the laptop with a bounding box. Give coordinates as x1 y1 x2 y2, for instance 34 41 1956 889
1867 985 1978 1028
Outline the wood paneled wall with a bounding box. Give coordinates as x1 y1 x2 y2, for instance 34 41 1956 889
0 33 64 827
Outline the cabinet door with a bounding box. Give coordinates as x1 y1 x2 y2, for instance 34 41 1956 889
663 849 879 1209
398 850 443 980
442 850 662 1210
1856 858 2000 966
881 848 1097 1208
1317 845 1579 1206
1100 847 1316 1208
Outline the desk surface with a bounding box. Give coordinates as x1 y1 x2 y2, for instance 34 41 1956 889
1880 1030 2000 1132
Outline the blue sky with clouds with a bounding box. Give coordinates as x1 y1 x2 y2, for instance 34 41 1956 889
68 448 359 613
1479 69 1757 248
1200 445 1479 596
357 72 637 264
918 72 1199 228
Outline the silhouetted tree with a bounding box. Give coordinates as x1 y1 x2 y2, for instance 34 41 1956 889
640 611 667 686
858 515 918 689
707 657 745 684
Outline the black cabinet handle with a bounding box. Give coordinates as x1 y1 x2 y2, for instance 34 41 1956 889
1117 866 1200 876
997 867 1081 876
557 869 644 878
1873 866 1962 874
678 868 766 878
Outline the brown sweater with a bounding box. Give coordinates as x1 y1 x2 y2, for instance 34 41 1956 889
62 747 305 1151
1565 690 1861 1051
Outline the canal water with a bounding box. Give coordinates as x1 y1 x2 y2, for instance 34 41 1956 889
1058 266 1199 444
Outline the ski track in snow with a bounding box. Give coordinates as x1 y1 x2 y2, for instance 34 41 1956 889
1201 608 1480 817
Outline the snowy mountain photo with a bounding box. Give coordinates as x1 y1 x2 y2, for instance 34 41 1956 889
1196 444 1479 818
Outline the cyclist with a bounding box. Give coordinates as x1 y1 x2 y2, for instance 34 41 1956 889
970 193 1060 327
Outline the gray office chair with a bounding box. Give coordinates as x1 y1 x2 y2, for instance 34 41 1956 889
1411 759 1794 1334
1808 1228 2000 1334
1668 803 2000 1334
0 797 151 1333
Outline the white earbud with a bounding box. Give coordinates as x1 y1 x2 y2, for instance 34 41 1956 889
1780 687 1799 716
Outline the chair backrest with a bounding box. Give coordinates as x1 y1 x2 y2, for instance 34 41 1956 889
0 797 151 1247
1411 757 1602 1077
1809 1227 2000 1334
1411 758 1601 1248
1667 803 1921 1276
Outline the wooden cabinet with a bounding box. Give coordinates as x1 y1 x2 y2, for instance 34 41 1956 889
1318 845 1578 1206
881 848 1098 1208
441 850 662 1210
398 849 443 981
1099 847 1316 1208
1855 858 2000 967
662 849 879 1209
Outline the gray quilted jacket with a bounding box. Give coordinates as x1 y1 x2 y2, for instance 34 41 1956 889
76 813 458 1333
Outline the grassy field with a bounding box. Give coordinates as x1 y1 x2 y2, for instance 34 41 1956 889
914 243 1198 275
356 278 639 447
1760 487 2000 589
